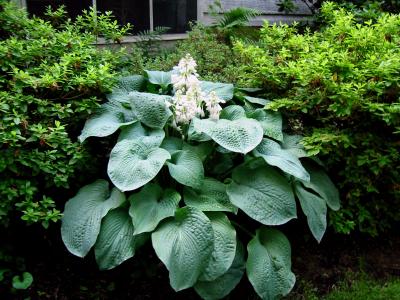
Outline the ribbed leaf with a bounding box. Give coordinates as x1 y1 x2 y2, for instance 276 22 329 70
253 138 310 181
145 70 172 87
61 180 125 257
220 105 246 120
200 81 234 101
199 212 237 281
194 241 245 300
129 184 181 235
118 122 165 147
79 103 136 142
107 139 170 192
193 118 263 154
94 207 147 270
294 182 327 242
167 150 204 189
281 134 308 158
128 91 172 129
107 75 146 102
184 178 237 213
247 228 295 300
302 160 340 211
151 207 214 291
227 164 296 225
247 109 283 141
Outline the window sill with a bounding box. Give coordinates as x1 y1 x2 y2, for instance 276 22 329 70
95 33 189 45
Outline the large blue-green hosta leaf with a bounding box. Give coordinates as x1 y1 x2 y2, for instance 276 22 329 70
145 70 172 87
151 207 214 291
107 75 146 102
294 182 327 242
129 184 181 235
167 150 204 189
247 227 296 300
246 109 283 141
281 134 308 158
94 207 147 270
227 164 296 225
199 212 237 281
302 160 340 211
193 118 263 154
244 96 270 106
107 139 170 192
253 138 310 181
184 178 237 213
79 103 136 142
61 180 125 257
194 241 245 300
118 122 165 147
200 81 234 101
128 91 172 129
220 105 246 120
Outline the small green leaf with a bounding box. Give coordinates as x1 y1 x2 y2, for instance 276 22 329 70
301 160 340 211
12 272 33 290
95 207 147 270
200 81 234 101
151 207 214 291
247 228 295 300
246 108 283 141
107 139 170 192
193 118 263 154
227 165 296 225
79 103 136 142
145 70 172 87
61 180 125 257
253 138 310 181
129 184 181 234
194 240 245 300
199 212 237 281
184 178 237 213
128 91 172 129
167 150 204 189
118 122 165 147
294 182 327 242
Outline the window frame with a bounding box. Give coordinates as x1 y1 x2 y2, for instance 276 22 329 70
18 0 200 38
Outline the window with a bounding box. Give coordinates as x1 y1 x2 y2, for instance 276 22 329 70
25 0 197 34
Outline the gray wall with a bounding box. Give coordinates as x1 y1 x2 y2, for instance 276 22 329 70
198 0 313 26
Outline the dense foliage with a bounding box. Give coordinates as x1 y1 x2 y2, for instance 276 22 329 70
234 2 400 236
0 1 129 227
142 24 242 84
61 55 340 299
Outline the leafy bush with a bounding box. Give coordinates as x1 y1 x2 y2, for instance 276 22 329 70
142 24 242 84
234 2 400 236
0 1 131 227
61 55 340 299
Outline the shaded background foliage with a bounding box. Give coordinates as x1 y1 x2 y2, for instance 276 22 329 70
1 0 399 298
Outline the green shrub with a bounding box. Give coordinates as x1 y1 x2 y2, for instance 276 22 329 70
142 24 242 84
60 56 340 299
234 2 400 236
0 1 131 227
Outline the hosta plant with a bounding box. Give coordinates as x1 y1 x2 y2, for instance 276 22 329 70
61 55 340 299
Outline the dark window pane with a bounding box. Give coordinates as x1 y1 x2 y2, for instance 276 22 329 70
154 0 197 33
97 0 150 33
26 0 91 19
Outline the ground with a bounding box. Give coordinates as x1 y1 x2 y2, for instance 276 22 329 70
1 220 399 299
